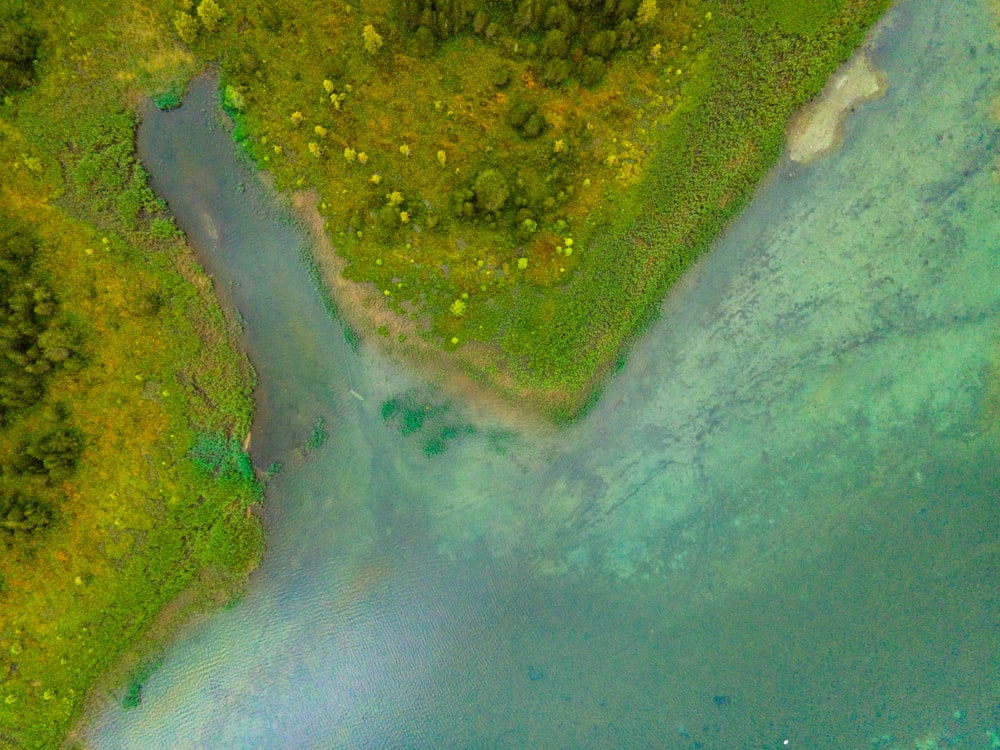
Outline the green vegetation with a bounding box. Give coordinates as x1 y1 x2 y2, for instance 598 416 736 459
118 655 163 709
0 0 260 745
0 9 40 97
190 431 256 481
308 417 329 449
381 391 476 455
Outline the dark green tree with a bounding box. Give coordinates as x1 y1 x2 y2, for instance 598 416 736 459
0 490 53 543
15 426 83 480
586 29 617 58
578 55 606 85
0 12 41 96
0 216 77 424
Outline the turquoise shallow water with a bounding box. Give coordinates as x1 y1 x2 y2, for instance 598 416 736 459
85 0 999 746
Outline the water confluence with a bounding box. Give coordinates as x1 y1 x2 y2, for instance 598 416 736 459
84 0 999 746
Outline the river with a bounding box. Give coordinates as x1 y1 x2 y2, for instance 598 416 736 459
84 0 1000 746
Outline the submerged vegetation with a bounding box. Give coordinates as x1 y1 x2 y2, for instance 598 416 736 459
0 0 889 743
380 391 476 455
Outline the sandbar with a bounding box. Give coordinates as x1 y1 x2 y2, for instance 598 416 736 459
787 50 886 163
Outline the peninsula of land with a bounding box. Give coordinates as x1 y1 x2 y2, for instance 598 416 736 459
212 0 894 421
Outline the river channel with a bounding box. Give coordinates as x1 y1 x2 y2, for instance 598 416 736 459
84 0 999 746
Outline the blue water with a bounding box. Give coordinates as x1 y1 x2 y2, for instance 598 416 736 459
84 0 1000 746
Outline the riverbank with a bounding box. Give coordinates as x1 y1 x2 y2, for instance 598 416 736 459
62 557 253 748
291 188 566 432
0 192 263 749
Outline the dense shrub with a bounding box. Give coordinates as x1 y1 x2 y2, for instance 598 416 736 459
0 490 53 543
505 98 546 139
540 28 569 58
0 218 76 424
392 0 653 87
69 112 164 230
190 432 256 483
541 58 571 84
578 55 606 85
0 12 41 96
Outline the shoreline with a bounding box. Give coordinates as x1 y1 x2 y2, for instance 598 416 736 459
63 558 256 748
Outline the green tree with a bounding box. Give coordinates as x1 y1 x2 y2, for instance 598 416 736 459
578 55 606 86
173 10 199 43
473 169 510 212
0 219 76 424
541 29 569 58
15 426 83 480
0 13 41 96
505 98 546 139
197 0 224 32
586 29 618 59
413 25 436 56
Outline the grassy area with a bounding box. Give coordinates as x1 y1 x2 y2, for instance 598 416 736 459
0 0 260 746
156 0 890 418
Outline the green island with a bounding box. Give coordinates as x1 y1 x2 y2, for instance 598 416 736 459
0 0 888 744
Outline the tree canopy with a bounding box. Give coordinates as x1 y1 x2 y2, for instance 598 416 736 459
0 12 41 96
0 217 76 424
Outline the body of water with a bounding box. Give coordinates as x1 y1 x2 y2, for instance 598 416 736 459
84 0 999 746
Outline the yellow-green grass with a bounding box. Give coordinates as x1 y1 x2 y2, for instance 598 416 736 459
1 0 260 746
